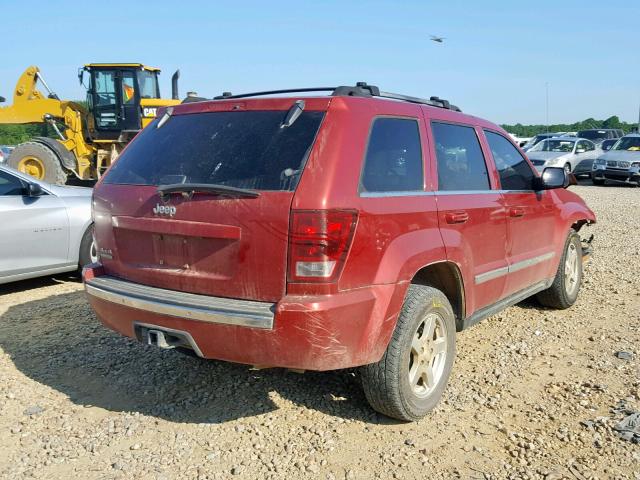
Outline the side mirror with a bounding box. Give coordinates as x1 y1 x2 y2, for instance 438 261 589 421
538 167 569 190
602 144 612 151
26 182 44 197
0 96 5 103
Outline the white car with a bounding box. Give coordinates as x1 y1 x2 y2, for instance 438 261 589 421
0 165 96 284
526 137 600 176
0 145 14 164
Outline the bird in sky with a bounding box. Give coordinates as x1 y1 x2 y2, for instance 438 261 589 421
429 35 445 43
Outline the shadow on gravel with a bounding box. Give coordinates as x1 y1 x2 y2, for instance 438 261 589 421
0 273 81 295
0 291 389 425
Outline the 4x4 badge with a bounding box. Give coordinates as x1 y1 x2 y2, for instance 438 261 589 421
153 203 176 216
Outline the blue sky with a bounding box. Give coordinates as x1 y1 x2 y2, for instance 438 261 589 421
1 0 638 125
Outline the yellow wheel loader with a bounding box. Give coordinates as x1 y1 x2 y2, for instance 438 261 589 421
0 64 182 184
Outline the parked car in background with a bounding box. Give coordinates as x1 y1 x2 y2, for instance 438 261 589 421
592 134 640 186
522 133 562 151
83 83 596 421
577 129 624 146
0 165 96 284
563 132 578 137
0 145 14 164
508 134 532 148
527 137 599 175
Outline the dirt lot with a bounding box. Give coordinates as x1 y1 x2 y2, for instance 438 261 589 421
1 184 638 480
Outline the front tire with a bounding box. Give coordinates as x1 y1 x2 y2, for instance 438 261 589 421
536 230 582 309
8 142 67 184
360 285 456 421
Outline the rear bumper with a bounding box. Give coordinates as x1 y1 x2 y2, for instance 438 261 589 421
85 276 275 329
83 266 404 371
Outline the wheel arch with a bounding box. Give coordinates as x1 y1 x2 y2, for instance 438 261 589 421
410 261 466 332
30 137 76 171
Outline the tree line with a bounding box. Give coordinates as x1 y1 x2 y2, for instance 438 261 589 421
1 114 638 145
0 124 54 145
501 115 637 137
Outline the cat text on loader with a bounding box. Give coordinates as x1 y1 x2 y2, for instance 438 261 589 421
0 64 181 184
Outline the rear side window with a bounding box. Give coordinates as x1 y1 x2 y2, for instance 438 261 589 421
484 130 535 191
104 110 325 191
360 118 423 193
431 122 490 191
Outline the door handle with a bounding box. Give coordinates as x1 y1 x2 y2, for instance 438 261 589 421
445 211 469 224
509 207 525 218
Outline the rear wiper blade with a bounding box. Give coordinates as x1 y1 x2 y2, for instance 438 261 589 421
281 99 305 128
157 183 260 199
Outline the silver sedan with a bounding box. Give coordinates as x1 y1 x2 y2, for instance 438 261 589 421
526 137 600 176
0 165 95 284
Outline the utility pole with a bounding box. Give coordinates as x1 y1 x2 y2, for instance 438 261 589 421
545 82 550 133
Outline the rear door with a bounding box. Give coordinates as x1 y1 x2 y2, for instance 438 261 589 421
574 140 597 173
483 130 557 296
427 119 508 314
0 170 69 277
93 101 327 302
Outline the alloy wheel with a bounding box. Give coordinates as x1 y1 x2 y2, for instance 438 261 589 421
564 242 579 296
408 313 448 398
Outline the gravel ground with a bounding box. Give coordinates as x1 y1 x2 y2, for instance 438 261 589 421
1 184 639 480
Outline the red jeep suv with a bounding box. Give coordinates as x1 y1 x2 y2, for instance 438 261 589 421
84 83 595 421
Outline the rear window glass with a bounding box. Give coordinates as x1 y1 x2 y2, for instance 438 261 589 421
577 130 608 141
104 110 325 191
360 117 423 192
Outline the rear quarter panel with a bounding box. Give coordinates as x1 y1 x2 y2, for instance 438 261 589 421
58 195 92 263
293 97 448 290
291 98 449 360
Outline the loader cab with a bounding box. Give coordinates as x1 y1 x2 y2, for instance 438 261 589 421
81 64 161 141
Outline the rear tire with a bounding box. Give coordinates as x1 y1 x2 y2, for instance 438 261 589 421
8 142 67 184
78 225 97 269
360 285 456 421
536 230 582 309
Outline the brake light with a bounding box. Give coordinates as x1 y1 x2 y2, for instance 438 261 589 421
288 210 357 283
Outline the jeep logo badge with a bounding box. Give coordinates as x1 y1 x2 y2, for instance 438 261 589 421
153 203 176 216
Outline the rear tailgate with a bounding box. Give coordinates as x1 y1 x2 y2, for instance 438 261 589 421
93 98 329 302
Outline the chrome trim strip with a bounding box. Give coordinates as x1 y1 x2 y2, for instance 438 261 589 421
438 189 536 195
359 191 435 198
475 251 556 285
435 190 502 195
360 189 537 198
85 276 275 329
508 251 555 274
474 266 509 284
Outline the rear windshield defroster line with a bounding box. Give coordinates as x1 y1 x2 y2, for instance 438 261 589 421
103 110 325 192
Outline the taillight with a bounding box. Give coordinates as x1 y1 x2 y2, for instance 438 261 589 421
288 210 357 283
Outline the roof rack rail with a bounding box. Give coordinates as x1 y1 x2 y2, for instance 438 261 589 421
213 82 461 112
213 87 335 100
